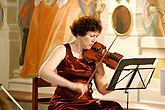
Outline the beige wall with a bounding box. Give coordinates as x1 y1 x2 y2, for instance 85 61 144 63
154 59 165 79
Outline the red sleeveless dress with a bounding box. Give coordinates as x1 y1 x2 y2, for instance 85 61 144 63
48 43 123 110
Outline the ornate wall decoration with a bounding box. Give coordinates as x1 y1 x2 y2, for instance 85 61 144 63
0 1 5 30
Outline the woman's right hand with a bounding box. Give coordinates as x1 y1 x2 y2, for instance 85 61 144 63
69 82 88 95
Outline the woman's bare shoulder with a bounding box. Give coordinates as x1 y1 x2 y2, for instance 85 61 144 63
55 44 66 51
51 44 66 57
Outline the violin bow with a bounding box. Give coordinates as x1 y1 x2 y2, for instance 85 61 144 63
78 35 119 99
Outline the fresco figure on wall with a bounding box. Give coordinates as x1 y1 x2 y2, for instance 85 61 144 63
20 0 106 77
142 0 165 37
20 0 81 77
18 0 35 66
78 0 105 18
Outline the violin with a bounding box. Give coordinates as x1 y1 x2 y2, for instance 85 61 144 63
79 40 123 99
82 42 123 69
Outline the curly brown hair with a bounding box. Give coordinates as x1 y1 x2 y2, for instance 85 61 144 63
70 15 103 37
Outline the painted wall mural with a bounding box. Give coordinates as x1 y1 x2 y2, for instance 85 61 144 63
18 0 35 66
142 0 165 37
19 0 106 77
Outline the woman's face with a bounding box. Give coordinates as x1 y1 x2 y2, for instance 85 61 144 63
77 31 100 49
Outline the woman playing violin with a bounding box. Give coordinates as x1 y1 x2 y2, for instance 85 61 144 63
39 15 123 110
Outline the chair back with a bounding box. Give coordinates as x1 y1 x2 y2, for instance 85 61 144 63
32 77 54 110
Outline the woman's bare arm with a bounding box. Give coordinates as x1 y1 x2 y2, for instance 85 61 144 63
94 63 113 95
39 45 87 93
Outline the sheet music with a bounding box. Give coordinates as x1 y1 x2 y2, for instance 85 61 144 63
106 57 157 90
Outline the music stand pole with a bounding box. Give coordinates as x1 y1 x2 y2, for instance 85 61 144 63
0 84 24 110
125 90 129 110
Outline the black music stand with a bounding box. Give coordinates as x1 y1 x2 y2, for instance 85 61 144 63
106 57 157 110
